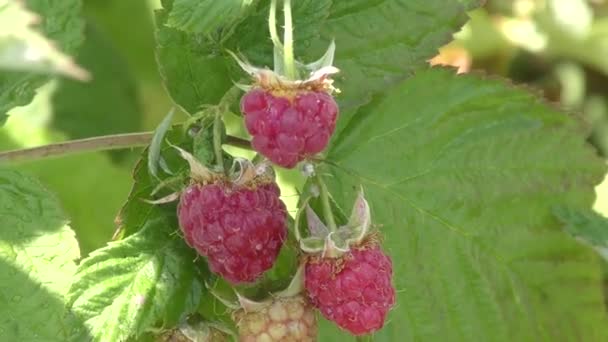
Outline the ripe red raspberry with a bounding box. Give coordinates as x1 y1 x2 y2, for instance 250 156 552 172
234 295 317 342
305 246 395 336
178 181 287 284
241 89 338 168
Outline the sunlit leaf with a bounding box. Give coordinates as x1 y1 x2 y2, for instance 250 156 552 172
319 68 608 341
0 169 81 341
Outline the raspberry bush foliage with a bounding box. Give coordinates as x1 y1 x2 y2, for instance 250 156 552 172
2 0 608 341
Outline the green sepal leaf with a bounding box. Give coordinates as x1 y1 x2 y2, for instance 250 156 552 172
0 169 81 341
67 214 205 341
148 108 175 179
299 236 325 254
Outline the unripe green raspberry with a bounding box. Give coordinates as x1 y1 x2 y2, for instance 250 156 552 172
234 295 317 342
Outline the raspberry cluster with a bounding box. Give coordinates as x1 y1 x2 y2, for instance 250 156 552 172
171 15 395 338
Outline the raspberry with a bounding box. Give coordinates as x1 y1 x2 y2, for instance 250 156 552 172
178 181 287 284
241 89 339 168
305 246 395 336
234 295 317 342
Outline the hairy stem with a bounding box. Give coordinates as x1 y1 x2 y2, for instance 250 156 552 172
283 0 296 79
315 173 337 232
0 132 252 164
219 85 242 110
268 0 283 48
224 136 252 150
213 111 226 174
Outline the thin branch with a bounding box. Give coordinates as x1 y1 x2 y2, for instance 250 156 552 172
225 135 253 151
0 132 152 164
0 132 252 164
315 172 337 232
213 110 226 173
283 0 296 80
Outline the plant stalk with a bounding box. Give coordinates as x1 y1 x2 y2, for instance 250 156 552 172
213 110 226 174
268 0 282 48
315 173 337 232
0 132 252 164
283 0 296 79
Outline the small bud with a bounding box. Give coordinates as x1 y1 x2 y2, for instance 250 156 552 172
300 162 315 178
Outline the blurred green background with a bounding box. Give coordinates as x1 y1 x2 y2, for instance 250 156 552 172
1 0 608 257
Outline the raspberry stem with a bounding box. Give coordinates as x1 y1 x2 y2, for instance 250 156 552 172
315 173 337 232
213 110 226 174
0 132 253 163
283 0 296 80
268 0 282 49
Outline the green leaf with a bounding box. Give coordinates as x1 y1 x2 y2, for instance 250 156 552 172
114 125 191 239
166 0 255 35
68 214 204 341
155 1 234 114
51 22 143 149
83 0 160 81
0 0 85 123
15 153 134 256
0 81 134 256
0 0 88 79
459 0 484 10
554 207 608 261
320 68 608 341
317 0 473 135
0 169 81 341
